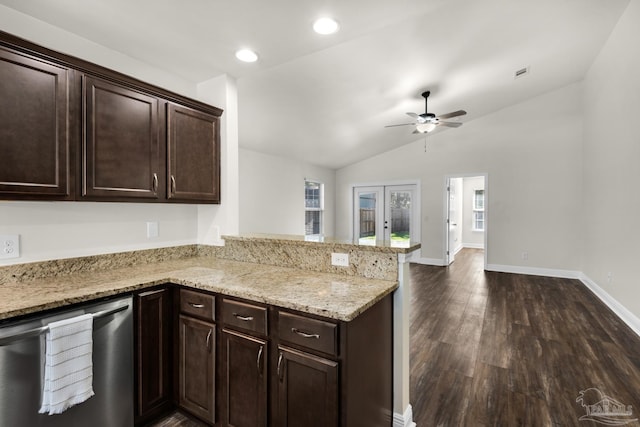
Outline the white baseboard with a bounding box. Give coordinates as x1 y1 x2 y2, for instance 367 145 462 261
462 242 485 249
485 263 581 279
453 244 463 256
579 273 640 337
412 257 445 266
393 404 416 427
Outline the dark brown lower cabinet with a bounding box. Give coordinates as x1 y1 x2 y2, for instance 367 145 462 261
223 329 268 427
276 346 339 427
135 287 172 425
179 315 216 424
134 288 392 427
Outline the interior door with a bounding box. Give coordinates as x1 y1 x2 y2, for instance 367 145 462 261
354 185 418 247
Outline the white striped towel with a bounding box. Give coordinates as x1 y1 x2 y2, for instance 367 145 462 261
39 313 95 415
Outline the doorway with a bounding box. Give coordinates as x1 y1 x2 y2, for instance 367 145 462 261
353 184 419 247
444 175 487 266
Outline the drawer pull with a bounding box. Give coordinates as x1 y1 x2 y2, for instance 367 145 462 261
188 302 205 309
291 328 320 339
257 345 264 375
171 175 176 194
152 173 158 191
233 313 254 322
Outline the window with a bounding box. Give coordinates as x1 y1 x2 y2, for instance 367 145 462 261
305 180 323 236
473 189 485 231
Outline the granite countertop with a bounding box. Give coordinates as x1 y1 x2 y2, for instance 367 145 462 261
224 233 422 254
0 256 398 322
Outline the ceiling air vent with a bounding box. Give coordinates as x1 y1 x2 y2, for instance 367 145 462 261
514 66 530 79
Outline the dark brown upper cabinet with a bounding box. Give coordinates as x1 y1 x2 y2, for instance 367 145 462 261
0 47 73 199
82 75 161 200
0 30 223 204
167 104 220 203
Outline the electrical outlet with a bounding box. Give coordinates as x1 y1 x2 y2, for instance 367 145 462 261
521 251 528 261
0 235 20 259
331 252 349 267
607 272 613 283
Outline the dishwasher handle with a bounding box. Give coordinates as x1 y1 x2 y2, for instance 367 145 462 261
0 304 129 346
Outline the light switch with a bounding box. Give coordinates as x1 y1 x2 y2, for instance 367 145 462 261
146 222 159 238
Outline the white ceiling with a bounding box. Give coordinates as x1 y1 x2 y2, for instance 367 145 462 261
0 0 629 169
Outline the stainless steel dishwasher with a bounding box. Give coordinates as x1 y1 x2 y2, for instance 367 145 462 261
0 295 134 427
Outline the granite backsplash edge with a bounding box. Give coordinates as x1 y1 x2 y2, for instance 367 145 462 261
0 245 199 285
0 237 403 285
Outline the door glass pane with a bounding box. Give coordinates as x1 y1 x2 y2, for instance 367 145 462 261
389 191 411 248
358 192 377 245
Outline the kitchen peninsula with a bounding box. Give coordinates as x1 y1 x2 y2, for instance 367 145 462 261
0 234 420 427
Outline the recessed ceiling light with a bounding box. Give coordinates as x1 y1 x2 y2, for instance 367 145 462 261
313 17 339 35
235 49 258 63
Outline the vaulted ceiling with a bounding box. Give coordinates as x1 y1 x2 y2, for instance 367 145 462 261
0 0 630 168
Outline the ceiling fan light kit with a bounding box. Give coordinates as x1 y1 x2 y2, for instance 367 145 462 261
385 90 466 134
416 123 436 133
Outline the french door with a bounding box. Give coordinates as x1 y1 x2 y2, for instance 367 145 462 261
353 185 418 247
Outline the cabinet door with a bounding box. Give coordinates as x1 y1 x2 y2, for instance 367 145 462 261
223 329 267 427
276 346 338 427
0 48 71 198
167 104 220 203
179 315 215 424
135 288 172 424
83 75 160 199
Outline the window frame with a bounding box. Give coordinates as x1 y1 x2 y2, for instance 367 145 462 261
304 179 324 237
472 189 485 232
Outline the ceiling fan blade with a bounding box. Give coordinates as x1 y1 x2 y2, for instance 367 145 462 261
412 129 421 134
438 121 463 128
385 122 416 128
438 110 467 119
406 112 420 119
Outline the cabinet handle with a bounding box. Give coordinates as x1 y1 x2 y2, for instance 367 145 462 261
257 345 264 375
233 313 254 322
206 329 212 353
277 351 284 381
188 302 205 309
152 173 158 192
171 175 176 194
291 328 320 339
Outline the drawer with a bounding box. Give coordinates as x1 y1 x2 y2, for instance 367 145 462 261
221 298 267 335
180 289 215 321
278 311 338 356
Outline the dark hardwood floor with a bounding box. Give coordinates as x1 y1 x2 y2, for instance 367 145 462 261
410 248 640 426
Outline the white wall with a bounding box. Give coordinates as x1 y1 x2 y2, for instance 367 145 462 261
0 10 239 265
582 1 640 317
0 202 198 264
0 5 195 97
336 83 584 270
239 148 335 237
462 176 485 248
197 75 240 244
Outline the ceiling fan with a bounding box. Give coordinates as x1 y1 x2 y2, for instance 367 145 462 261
385 91 467 133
